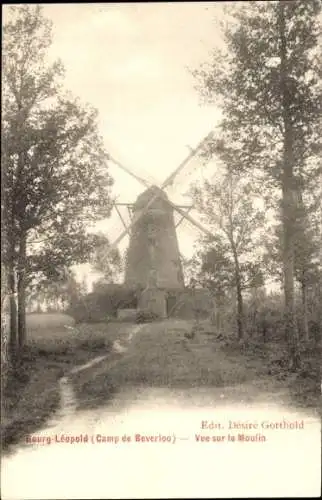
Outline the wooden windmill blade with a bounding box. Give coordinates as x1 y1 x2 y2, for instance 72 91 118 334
165 135 212 199
108 154 151 188
107 158 154 248
105 133 214 291
109 133 212 250
113 202 129 231
166 198 214 239
161 131 213 190
161 133 215 237
175 205 193 228
108 130 212 202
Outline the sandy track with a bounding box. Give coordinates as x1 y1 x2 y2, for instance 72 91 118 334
2 320 321 499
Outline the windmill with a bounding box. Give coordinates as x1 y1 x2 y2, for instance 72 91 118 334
107 132 215 293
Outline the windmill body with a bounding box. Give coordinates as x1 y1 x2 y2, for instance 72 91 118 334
124 186 184 290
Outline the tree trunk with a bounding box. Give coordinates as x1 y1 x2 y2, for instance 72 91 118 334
236 275 244 340
17 233 27 350
8 261 17 357
232 250 244 340
1 264 11 418
216 296 222 333
211 297 216 326
279 1 301 370
301 280 309 342
282 190 300 368
211 294 224 334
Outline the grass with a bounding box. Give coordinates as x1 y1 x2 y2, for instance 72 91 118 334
74 320 260 409
220 334 321 410
1 313 123 452
88 321 263 389
76 319 321 413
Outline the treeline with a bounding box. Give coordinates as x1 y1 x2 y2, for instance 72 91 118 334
205 284 322 345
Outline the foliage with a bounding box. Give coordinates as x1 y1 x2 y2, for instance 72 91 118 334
2 5 114 350
293 190 322 287
25 268 86 312
265 198 321 286
193 244 264 296
90 233 122 282
193 0 322 366
69 284 139 324
191 170 264 275
193 1 322 183
2 5 114 288
135 310 160 324
190 168 265 338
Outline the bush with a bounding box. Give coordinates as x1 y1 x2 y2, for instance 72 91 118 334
78 337 109 351
136 310 160 324
69 284 141 324
309 320 321 344
166 289 212 319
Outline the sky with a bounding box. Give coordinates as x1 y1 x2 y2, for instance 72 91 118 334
34 2 225 284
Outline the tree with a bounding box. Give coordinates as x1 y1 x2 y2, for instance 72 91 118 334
1 263 11 416
293 185 321 341
191 168 264 340
2 6 114 356
188 242 235 334
26 267 79 312
91 233 122 283
193 0 322 368
264 179 321 341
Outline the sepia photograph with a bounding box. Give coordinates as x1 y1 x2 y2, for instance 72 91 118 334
1 2 322 498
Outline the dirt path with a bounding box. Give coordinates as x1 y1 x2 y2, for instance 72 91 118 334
49 323 144 424
56 318 319 416
2 320 321 499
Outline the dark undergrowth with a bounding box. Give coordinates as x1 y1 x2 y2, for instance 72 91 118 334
1 335 113 454
219 334 321 411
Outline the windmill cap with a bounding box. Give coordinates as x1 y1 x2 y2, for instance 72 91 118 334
134 185 171 211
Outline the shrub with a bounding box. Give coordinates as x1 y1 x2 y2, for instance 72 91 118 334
166 289 212 319
78 337 109 351
136 310 160 324
69 284 141 324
